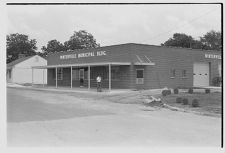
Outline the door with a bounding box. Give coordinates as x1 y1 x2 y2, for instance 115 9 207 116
193 62 209 87
79 69 84 86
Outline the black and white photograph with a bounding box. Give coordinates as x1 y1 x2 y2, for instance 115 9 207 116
1 0 223 151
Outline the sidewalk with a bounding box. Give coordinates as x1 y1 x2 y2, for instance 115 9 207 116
7 83 135 95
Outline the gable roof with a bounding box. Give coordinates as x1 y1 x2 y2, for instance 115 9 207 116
7 55 35 68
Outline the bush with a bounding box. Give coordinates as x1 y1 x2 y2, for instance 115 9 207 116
167 90 171 95
176 97 182 103
162 90 171 96
192 99 199 107
162 90 167 96
205 89 210 94
174 88 179 94
188 88 193 94
182 98 188 105
212 76 221 86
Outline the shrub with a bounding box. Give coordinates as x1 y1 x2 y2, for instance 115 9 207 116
212 76 221 86
192 99 199 107
176 97 182 103
188 88 193 94
174 88 179 94
167 90 172 95
162 90 171 96
162 90 167 96
182 98 188 105
205 89 210 94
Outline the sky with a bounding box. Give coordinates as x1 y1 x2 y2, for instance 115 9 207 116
6 4 221 52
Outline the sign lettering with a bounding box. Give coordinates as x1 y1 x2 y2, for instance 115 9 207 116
205 54 221 59
60 51 107 60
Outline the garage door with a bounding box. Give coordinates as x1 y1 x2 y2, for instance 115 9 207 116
193 62 209 87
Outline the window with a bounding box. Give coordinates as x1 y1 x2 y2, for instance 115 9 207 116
182 70 187 78
8 69 11 79
170 69 176 78
57 68 63 80
72 69 79 80
111 66 120 80
136 69 144 84
84 68 88 80
137 69 144 78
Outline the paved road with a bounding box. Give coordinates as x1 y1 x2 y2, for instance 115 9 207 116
7 87 221 147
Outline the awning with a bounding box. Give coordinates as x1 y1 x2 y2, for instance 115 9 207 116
32 61 155 69
135 55 155 65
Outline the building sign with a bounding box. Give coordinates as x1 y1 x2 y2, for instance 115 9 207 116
60 51 106 60
205 54 221 59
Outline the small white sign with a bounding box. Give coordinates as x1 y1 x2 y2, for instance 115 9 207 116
205 54 221 59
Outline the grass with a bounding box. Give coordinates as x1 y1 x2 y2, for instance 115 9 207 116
161 92 221 116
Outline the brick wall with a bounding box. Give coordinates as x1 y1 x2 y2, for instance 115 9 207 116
47 44 221 89
130 44 221 89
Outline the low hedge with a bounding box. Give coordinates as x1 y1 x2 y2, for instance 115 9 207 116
182 98 188 105
205 89 210 94
188 88 193 94
212 76 221 86
192 99 199 107
162 90 171 96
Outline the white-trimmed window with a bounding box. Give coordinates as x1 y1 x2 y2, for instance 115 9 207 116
57 68 63 80
136 69 144 84
170 69 176 78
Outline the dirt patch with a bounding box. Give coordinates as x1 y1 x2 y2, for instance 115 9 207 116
7 88 114 122
160 92 221 117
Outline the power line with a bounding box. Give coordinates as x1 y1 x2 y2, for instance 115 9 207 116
142 8 219 43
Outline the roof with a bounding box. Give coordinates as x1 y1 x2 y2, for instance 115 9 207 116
47 43 221 55
113 43 221 52
7 55 35 68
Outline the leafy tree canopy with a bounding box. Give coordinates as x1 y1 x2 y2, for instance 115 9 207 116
64 30 100 50
40 30 100 57
200 30 221 51
7 33 37 63
161 33 200 49
161 30 221 51
41 39 65 57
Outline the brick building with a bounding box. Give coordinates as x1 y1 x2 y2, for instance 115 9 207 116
34 43 222 90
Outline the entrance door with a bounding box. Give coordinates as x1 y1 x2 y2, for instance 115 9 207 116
79 69 84 87
193 62 209 87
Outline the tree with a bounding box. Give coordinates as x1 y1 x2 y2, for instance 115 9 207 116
64 30 100 50
200 30 221 51
161 30 221 51
161 33 198 49
7 33 37 63
41 39 65 56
